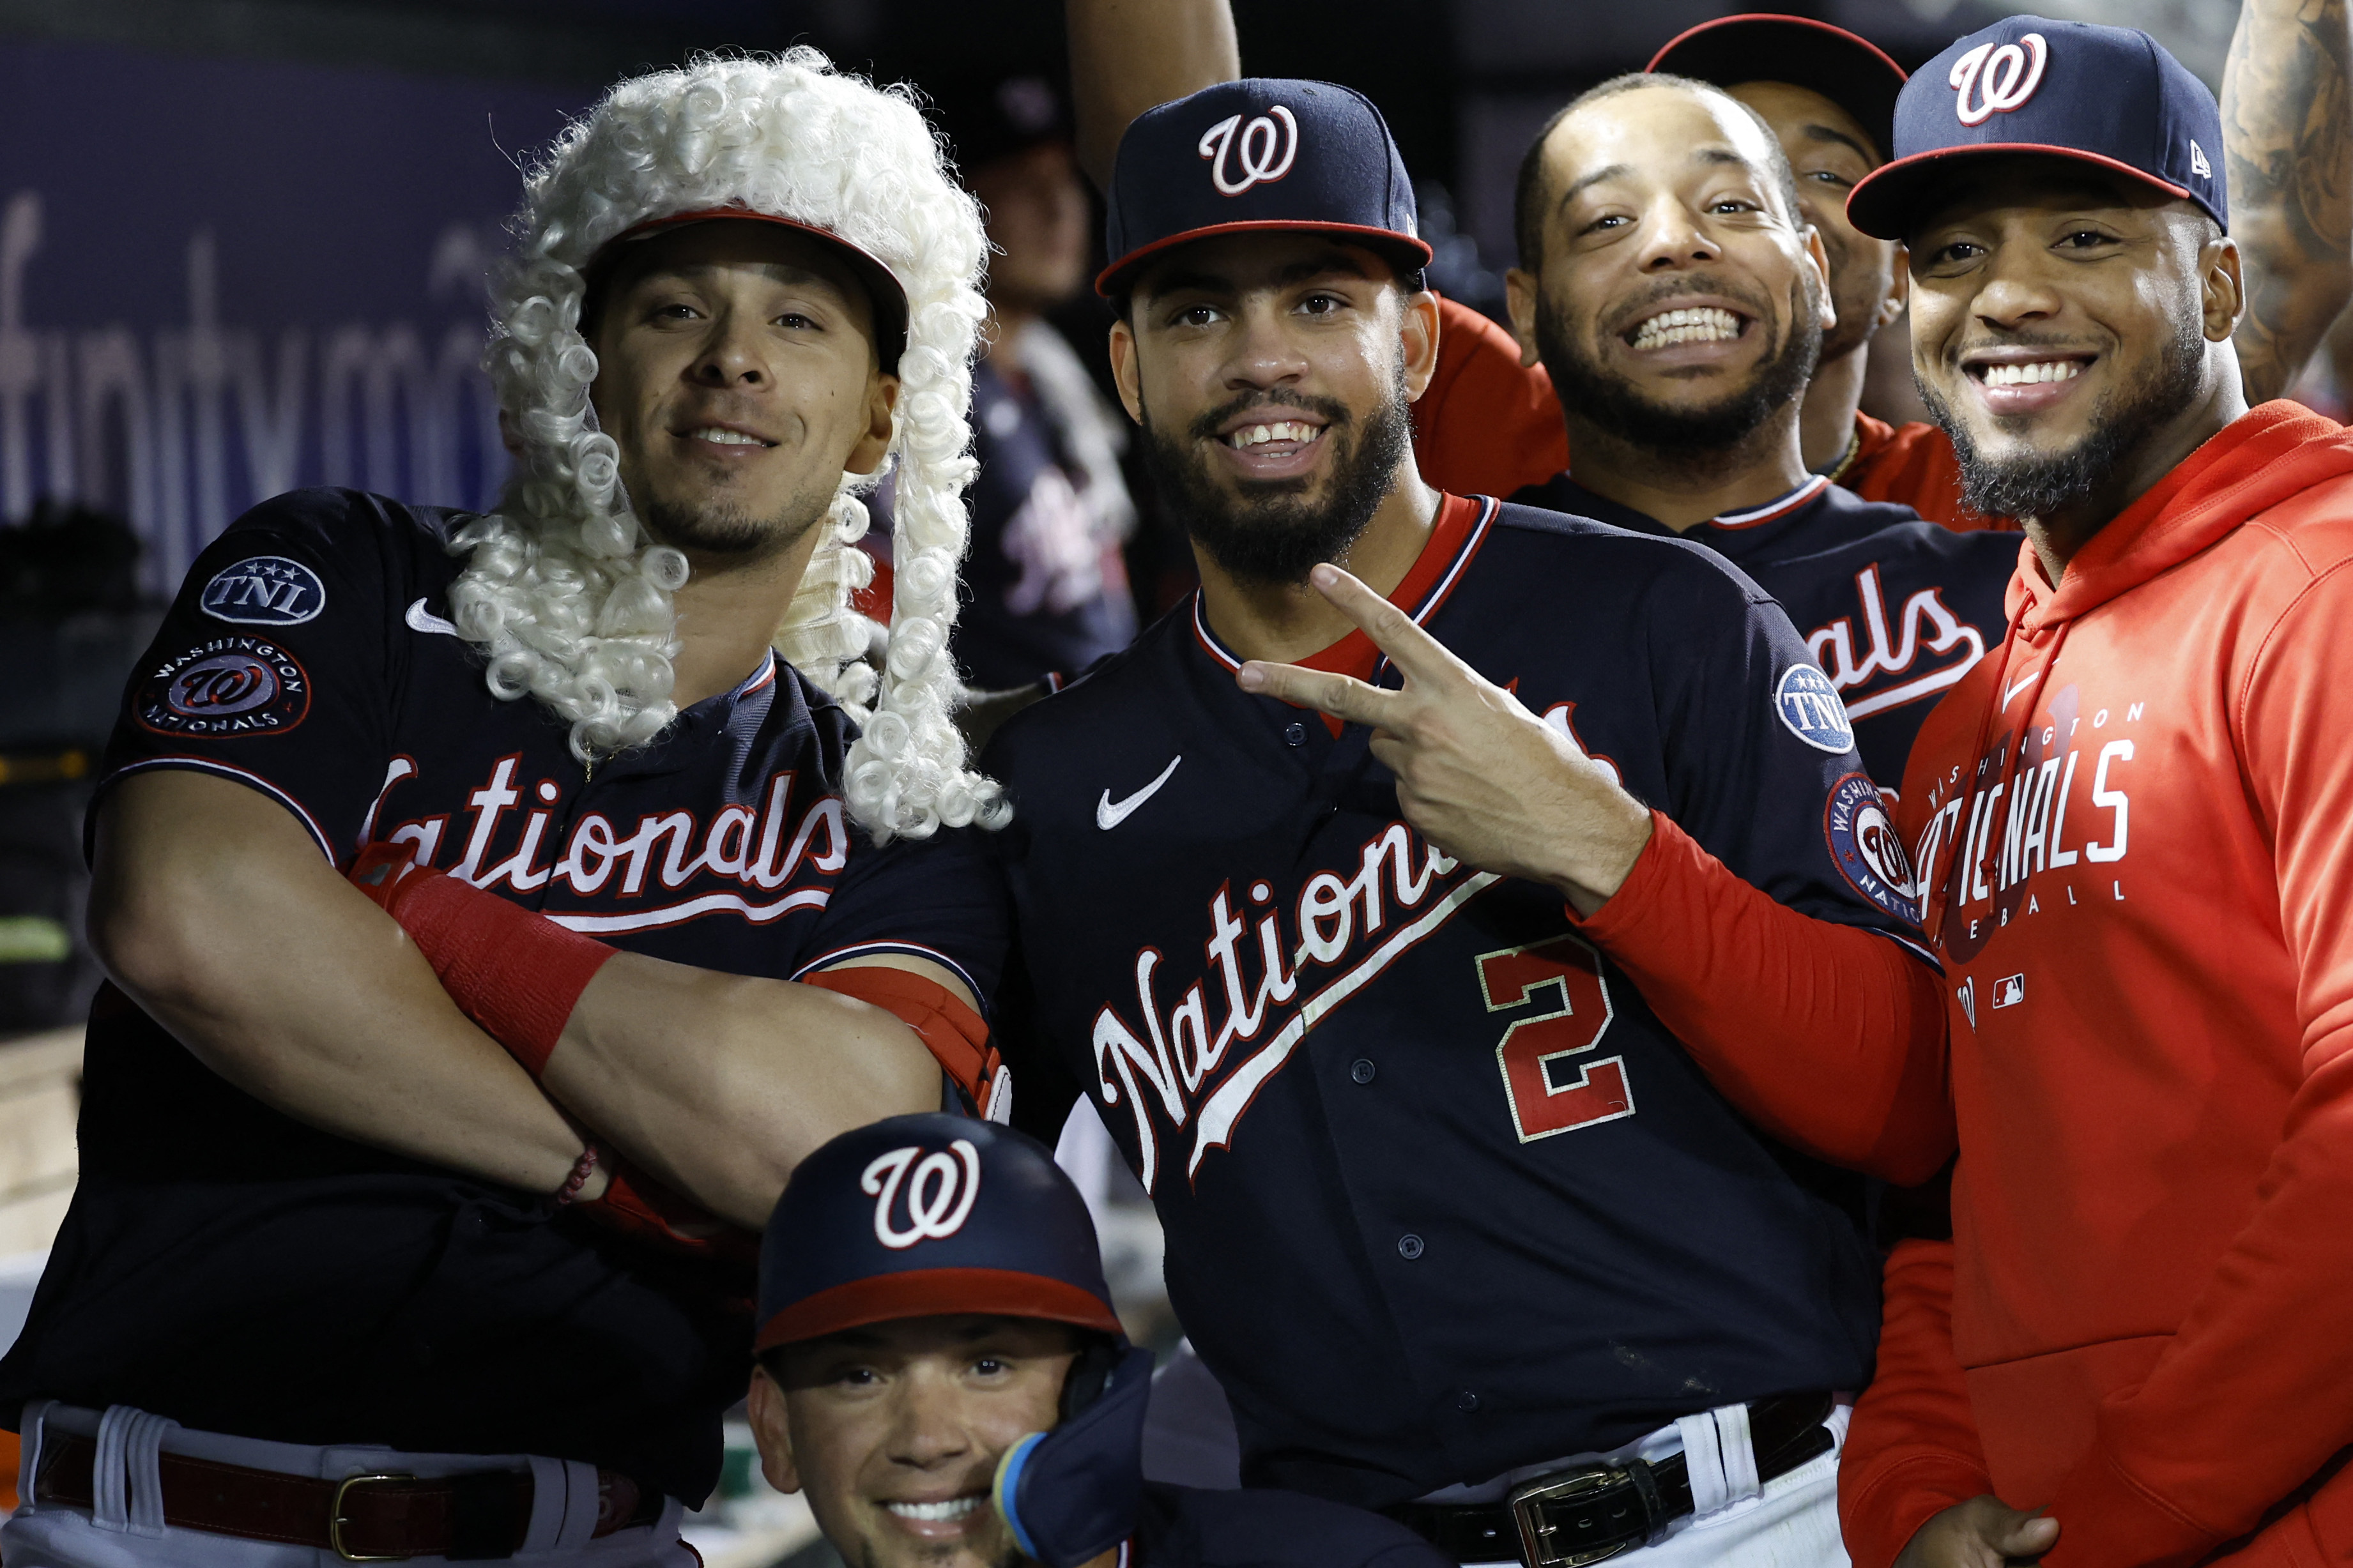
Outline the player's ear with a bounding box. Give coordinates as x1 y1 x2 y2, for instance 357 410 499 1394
746 1366 804 1495
1400 286 1441 404
1108 314 1145 425
1803 227 1837 331
1504 267 1541 370
1880 245 1912 328
846 370 900 478
2200 231 2244 344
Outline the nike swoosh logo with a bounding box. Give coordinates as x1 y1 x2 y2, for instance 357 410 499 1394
2002 671 2037 710
1096 756 1181 830
406 597 459 637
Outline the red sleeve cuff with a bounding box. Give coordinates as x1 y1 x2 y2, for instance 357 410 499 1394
1841 1454 1998 1568
1564 807 1680 943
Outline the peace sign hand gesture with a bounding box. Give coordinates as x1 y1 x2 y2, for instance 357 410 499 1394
1236 563 1653 916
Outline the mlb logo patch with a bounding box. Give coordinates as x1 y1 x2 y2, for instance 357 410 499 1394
1991 973 2025 1010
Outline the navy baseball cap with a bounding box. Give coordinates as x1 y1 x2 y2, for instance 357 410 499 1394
1847 16 2228 241
1096 79 1434 298
755 1113 1125 1353
1648 15 1908 165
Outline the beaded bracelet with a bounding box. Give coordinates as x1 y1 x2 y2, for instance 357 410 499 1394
555 1143 602 1206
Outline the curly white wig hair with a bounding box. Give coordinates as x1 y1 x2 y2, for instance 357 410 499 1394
454 49 1001 841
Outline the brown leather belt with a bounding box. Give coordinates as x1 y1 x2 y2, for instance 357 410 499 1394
34 1431 664 1561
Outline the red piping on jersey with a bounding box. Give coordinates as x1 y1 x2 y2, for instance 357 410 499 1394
790 940 987 1012
111 756 335 863
732 652 778 701
1189 493 1496 683
1707 475 1831 531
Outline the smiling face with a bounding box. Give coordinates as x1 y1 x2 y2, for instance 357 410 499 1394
587 220 899 562
750 1314 1085 1568
1108 231 1436 586
1724 80 1901 362
1905 156 2237 521
1508 82 1834 458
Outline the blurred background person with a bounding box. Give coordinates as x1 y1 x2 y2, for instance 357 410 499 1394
854 75 1140 690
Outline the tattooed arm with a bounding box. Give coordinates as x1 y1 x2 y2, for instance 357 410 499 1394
2225 0 2353 403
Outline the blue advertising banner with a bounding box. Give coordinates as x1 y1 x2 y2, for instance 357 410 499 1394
0 38 588 595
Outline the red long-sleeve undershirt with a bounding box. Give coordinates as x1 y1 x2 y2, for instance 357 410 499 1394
1573 810 1954 1185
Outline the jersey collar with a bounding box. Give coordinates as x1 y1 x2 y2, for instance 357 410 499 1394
1190 492 1497 686
1523 472 1830 559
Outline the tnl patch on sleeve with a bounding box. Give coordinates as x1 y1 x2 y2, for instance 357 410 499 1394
1824 771 1922 924
1774 664 1855 754
201 556 326 625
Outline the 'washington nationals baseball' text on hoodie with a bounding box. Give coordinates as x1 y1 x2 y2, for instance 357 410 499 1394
1840 402 2353 1568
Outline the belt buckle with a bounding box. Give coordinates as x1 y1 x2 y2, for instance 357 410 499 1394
1506 1458 1660 1568
330 1472 417 1562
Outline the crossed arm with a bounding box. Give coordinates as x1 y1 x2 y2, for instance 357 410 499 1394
91 770 942 1228
2224 0 2353 403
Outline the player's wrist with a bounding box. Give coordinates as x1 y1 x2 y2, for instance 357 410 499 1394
1548 796 1656 917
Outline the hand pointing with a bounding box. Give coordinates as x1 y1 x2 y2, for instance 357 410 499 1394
1236 563 1652 916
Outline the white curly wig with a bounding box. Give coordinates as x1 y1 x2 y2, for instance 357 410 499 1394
455 49 1002 841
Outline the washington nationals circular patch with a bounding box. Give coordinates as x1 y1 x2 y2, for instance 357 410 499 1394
1824 771 1920 924
135 636 311 738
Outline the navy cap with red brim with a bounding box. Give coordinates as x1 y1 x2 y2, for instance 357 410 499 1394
755 1114 1126 1354
1096 79 1433 298
1648 14 1908 166
1846 16 2227 242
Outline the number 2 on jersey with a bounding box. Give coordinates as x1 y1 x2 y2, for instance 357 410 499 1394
1476 935 1634 1142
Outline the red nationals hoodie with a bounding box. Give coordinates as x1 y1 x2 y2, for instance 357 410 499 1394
1843 402 2353 1568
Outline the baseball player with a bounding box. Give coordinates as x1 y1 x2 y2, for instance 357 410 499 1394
749 1112 1450 1567
1061 7 2015 792
1821 19 2353 1568
1490 67 2018 789
0 52 1001 1567
1414 6 2352 512
815 79 1958 1568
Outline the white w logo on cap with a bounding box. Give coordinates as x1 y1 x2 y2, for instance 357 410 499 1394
1950 34 2050 125
861 1140 982 1249
1199 106 1299 195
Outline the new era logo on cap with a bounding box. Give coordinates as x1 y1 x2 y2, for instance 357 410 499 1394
1848 15 2227 241
1098 79 1432 296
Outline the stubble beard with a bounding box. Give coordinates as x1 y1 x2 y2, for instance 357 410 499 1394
1535 274 1823 461
1139 366 1413 588
1917 315 2207 521
638 476 836 565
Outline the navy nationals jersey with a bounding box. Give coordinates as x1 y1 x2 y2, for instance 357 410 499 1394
1130 1482 1447 1567
836 495 1930 1508
954 356 1137 687
0 489 896 1503
1515 474 2017 792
